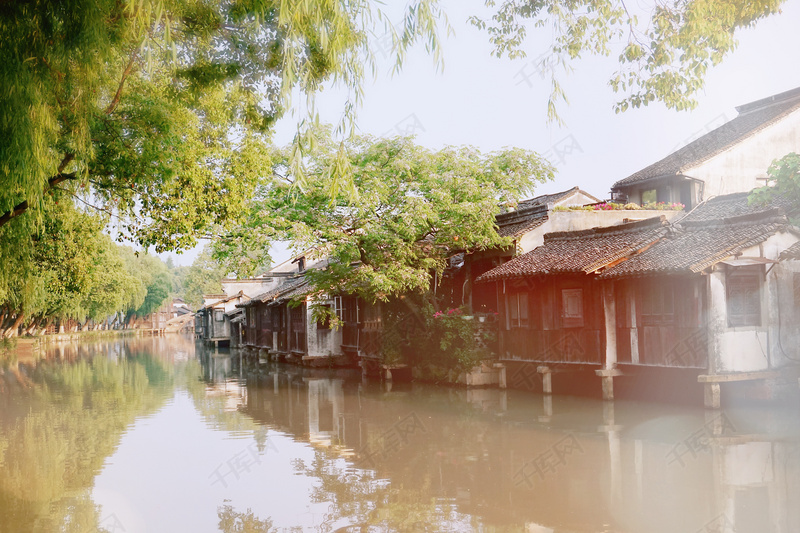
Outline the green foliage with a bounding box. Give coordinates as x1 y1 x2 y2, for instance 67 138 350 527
0 0 446 251
177 245 229 309
422 305 496 372
750 152 800 222
0 345 173 531
216 128 554 302
0 197 144 326
117 249 173 318
471 0 784 119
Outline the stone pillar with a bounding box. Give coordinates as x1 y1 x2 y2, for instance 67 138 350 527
596 368 623 400
495 363 507 389
538 366 552 394
704 382 721 409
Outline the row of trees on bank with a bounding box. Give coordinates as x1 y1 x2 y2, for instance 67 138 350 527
0 191 229 337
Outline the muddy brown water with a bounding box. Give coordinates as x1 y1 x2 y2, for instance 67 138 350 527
1 336 799 532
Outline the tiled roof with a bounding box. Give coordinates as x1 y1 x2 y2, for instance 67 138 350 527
780 241 800 261
517 186 580 210
477 216 668 282
241 277 308 307
202 291 246 309
495 204 549 238
600 212 789 279
612 87 800 189
680 191 794 223
494 187 598 239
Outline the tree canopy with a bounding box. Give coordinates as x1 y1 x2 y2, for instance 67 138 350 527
213 128 554 302
750 152 800 221
0 0 445 251
471 0 785 120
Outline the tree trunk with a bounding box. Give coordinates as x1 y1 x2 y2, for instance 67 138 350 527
3 312 26 338
23 316 42 336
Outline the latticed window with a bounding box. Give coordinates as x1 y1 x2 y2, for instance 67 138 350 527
640 281 675 326
726 266 761 327
561 288 584 328
290 305 304 329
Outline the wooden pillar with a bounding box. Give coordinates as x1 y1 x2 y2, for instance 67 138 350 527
597 282 620 400
629 287 639 364
603 282 617 370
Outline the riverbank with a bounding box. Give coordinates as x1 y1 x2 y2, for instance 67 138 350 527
0 329 170 364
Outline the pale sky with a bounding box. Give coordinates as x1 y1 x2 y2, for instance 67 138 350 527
160 0 800 267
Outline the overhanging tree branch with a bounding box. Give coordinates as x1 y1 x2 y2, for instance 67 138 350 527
0 164 78 228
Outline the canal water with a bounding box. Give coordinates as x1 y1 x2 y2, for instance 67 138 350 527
1 336 800 532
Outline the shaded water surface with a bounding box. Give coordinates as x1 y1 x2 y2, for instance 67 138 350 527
1 337 800 532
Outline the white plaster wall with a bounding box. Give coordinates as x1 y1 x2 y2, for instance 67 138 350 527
687 107 800 197
707 270 727 373
305 298 344 357
710 233 800 372
518 210 684 253
718 331 770 372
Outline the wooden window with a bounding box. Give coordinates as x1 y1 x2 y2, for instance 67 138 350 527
640 281 675 325
336 296 359 324
561 288 584 328
290 304 305 330
726 266 761 327
509 292 529 328
214 310 224 322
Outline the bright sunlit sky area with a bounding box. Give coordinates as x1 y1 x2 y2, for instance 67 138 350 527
158 0 800 267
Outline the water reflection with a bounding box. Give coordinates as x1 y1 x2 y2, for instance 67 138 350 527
1 338 799 532
207 348 800 533
0 336 181 532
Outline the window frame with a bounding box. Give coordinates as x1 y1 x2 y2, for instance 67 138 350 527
726 266 762 328
508 292 529 329
561 288 584 328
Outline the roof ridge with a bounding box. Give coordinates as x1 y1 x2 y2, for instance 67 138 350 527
496 203 548 223
543 215 666 242
612 87 800 190
680 208 785 229
736 86 800 115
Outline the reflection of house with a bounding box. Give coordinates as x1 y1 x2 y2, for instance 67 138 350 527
610 86 800 208
478 193 800 407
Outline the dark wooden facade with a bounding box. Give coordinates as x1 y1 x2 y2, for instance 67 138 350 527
337 296 382 357
243 299 306 356
500 275 604 364
614 276 707 368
